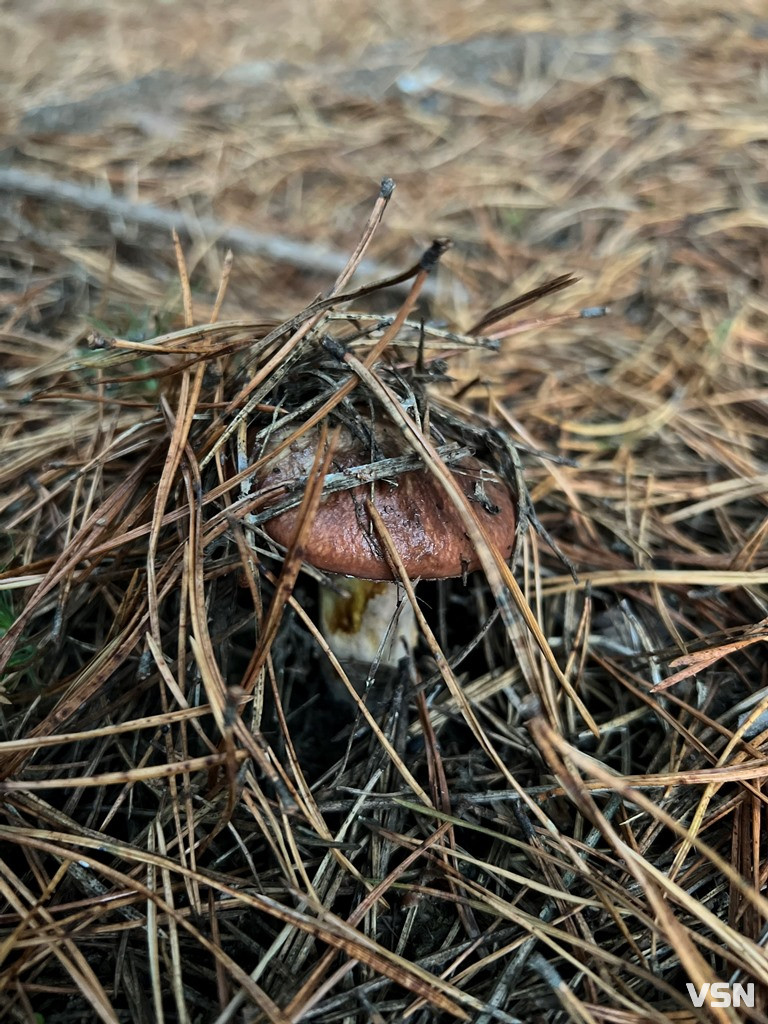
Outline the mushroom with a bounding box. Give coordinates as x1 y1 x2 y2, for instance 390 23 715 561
253 418 516 693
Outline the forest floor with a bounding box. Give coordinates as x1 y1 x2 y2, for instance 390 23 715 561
1 2 768 1022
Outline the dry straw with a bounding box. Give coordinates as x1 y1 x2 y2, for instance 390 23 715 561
1 12 768 1012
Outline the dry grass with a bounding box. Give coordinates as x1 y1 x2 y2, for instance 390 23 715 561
1 2 768 1022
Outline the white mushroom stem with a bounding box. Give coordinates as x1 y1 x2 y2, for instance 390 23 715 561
319 576 417 687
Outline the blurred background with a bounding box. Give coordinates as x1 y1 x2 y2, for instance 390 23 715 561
3 0 765 340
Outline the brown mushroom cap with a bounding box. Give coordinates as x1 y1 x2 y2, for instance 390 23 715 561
255 421 516 581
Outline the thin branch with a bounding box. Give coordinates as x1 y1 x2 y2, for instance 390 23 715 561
0 169 438 297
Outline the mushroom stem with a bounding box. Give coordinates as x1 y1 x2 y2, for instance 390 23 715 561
319 576 417 690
